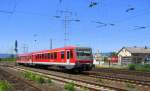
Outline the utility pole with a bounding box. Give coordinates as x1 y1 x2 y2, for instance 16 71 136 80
33 34 38 51
64 16 67 46
22 44 28 53
54 10 80 46
50 39 52 49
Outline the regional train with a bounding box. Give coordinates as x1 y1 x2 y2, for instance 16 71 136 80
16 46 94 72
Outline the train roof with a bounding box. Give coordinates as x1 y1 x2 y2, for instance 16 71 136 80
18 46 92 56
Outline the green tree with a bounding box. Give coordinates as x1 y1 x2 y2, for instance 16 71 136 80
110 52 117 57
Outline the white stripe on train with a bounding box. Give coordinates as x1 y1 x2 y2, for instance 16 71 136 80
17 61 75 65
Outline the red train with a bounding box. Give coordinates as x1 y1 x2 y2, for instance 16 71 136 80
16 46 94 71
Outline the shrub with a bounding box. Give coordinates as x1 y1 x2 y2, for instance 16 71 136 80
64 82 75 91
126 83 135 88
81 87 88 91
0 80 12 91
47 78 52 84
22 71 45 84
135 64 150 72
96 78 103 83
128 64 136 70
35 76 45 84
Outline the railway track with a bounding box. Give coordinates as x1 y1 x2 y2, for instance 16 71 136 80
0 66 42 91
1 63 150 91
85 71 150 86
93 68 150 77
6 66 128 91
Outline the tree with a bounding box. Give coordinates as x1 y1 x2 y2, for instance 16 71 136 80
110 52 117 57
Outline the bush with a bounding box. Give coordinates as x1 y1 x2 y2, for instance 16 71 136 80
0 80 12 91
81 87 88 91
47 78 52 84
126 83 135 88
136 64 150 72
35 76 45 84
64 82 75 91
128 64 136 70
23 71 45 84
128 64 150 72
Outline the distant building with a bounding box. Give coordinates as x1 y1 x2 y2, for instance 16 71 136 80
118 46 150 65
93 53 104 64
111 56 118 64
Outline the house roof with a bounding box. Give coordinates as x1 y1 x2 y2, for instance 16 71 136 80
124 47 150 54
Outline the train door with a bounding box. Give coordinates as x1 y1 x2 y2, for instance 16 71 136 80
29 55 32 64
66 50 70 64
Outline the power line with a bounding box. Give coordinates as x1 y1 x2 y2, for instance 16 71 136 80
54 10 80 46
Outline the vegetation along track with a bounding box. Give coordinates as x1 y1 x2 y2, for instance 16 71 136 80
0 67 42 91
5 65 128 91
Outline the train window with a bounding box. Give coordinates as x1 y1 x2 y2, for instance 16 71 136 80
70 51 73 58
40 54 42 59
54 52 57 59
37 54 39 59
44 54 47 59
42 54 44 59
61 51 64 59
37 55 39 59
67 51 70 59
51 53 54 59
47 53 50 59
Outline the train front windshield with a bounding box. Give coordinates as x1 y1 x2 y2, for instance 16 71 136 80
76 48 93 60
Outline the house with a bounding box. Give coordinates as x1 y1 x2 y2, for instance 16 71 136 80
118 46 150 65
93 53 104 64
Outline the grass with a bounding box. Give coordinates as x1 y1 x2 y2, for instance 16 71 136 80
22 71 53 85
128 64 150 72
128 64 136 70
0 80 12 91
96 78 103 83
80 87 88 91
64 82 75 91
95 64 127 69
0 58 16 62
47 78 52 84
23 71 45 84
126 83 135 88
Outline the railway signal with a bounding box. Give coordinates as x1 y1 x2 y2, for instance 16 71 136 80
14 40 18 54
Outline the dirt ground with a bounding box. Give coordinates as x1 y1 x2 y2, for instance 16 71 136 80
1 61 150 91
0 67 38 91
0 65 71 91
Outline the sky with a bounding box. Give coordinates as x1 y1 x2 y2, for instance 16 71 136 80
0 0 150 53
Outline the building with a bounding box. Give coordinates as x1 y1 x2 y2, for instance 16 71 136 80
118 46 150 65
93 53 104 64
